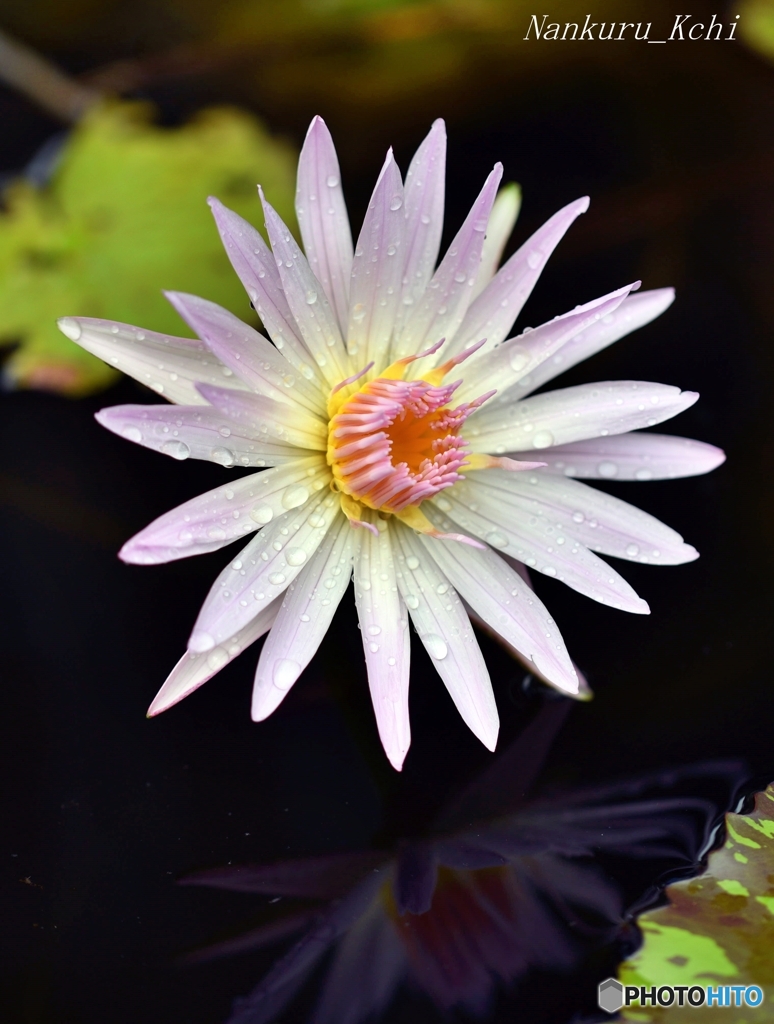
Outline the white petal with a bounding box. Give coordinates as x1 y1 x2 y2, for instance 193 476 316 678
471 183 521 299
421 535 578 695
164 291 325 415
57 317 248 405
449 196 590 358
426 483 649 613
517 288 676 397
296 116 354 334
147 599 281 716
393 163 503 363
207 198 319 381
464 381 699 454
347 150 406 366
252 518 355 721
518 432 726 481
395 118 446 331
454 283 635 406
353 515 411 771
120 457 329 564
96 402 312 467
261 190 351 386
394 523 499 751
474 469 698 565
196 384 327 450
188 496 342 651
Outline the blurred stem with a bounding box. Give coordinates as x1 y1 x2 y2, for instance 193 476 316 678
0 28 101 122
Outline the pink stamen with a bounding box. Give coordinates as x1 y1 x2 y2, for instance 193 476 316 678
331 361 375 395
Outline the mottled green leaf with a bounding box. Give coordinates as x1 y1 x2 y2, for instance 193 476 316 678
619 783 774 1021
0 100 296 395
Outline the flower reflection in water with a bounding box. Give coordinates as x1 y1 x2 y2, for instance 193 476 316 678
181 703 745 1023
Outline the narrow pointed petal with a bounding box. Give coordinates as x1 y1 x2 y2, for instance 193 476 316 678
454 283 636 406
57 317 249 405
395 118 446 330
207 198 318 380
353 516 411 770
313 899 406 1024
425 483 649 613
188 497 342 651
252 518 355 721
296 116 354 333
421 534 578 695
164 291 325 414
347 150 406 365
95 403 311 466
120 457 329 564
471 183 521 299
517 288 676 397
147 599 281 716
260 190 350 386
196 383 327 450
519 432 726 481
464 381 699 455
394 523 499 751
475 470 698 565
450 196 590 358
393 163 503 363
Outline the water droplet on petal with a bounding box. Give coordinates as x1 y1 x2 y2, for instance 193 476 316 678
211 447 235 467
635 468 653 481
268 572 286 585
389 196 403 211
406 555 420 570
286 547 307 567
425 634 448 660
543 565 557 577
123 426 143 443
598 461 618 478
367 625 382 636
486 530 508 548
281 485 309 510
305 289 318 305
206 647 230 671
161 440 191 460
508 348 530 373
626 543 640 558
532 430 554 449
405 594 419 610
326 174 339 188
58 317 82 341
190 630 215 653
251 504 274 525
527 250 543 269
273 659 300 690
572 511 584 523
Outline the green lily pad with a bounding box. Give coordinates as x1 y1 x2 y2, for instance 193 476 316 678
0 99 297 396
619 783 774 1021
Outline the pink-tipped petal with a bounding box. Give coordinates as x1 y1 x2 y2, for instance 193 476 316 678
296 116 354 334
196 383 327 451
454 283 637 406
252 518 354 721
426 484 649 614
393 163 503 364
394 523 499 751
260 189 351 386
348 149 406 366
471 183 521 299
464 381 699 455
450 196 590 358
424 537 578 696
163 291 324 414
207 198 316 379
57 317 249 405
353 515 411 771
188 497 342 651
395 118 447 331
518 433 726 481
517 288 676 397
95 403 310 467
120 457 328 564
147 599 281 716
475 469 699 565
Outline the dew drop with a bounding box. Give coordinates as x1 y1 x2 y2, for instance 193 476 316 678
123 426 143 443
211 447 235 467
161 440 191 460
326 174 339 188
598 461 618 478
425 634 448 660
532 430 554 449
527 250 543 269
635 468 653 481
206 647 230 671
389 196 403 211
305 289 318 305
508 348 530 373
250 504 274 525
273 659 300 690
207 526 227 540
281 485 309 510
405 594 420 610
268 572 286 585
543 565 557 577
286 547 307 567
368 642 380 653
406 555 420 570
486 530 508 548
367 625 382 636
572 511 584 523
626 543 640 558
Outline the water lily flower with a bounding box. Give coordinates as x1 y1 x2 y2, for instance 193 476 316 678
181 704 743 1024
57 116 724 769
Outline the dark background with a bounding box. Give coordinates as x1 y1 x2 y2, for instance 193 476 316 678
2 1 774 1021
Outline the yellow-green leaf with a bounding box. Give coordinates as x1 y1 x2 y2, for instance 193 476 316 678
0 99 297 396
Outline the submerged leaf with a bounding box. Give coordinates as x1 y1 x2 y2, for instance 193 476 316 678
0 100 296 396
619 783 774 1020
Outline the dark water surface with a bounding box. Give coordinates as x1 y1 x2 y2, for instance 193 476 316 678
2 27 774 1024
